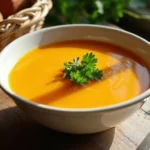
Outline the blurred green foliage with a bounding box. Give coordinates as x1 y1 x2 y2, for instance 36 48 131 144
45 0 131 25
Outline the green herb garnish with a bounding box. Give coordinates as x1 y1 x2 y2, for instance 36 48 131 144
62 52 103 85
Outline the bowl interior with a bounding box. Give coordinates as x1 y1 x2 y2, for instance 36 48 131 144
0 25 150 103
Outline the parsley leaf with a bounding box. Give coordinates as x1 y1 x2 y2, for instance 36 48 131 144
62 52 103 85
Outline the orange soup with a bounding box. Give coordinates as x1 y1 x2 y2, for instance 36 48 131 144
9 40 150 108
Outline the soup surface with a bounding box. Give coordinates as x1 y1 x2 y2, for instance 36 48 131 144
9 40 150 108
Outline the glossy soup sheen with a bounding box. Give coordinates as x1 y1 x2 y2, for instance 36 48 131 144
9 40 150 108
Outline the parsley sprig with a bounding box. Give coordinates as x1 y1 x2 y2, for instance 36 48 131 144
62 52 103 85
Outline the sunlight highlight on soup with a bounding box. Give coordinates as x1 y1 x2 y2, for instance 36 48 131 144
9 40 150 108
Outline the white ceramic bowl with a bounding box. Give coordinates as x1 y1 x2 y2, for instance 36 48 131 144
0 25 150 134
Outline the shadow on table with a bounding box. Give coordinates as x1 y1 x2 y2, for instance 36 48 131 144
144 109 150 115
0 106 115 150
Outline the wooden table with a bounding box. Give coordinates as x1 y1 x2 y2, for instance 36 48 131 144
0 89 150 150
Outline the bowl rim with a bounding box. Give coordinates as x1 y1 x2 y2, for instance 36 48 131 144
0 24 150 113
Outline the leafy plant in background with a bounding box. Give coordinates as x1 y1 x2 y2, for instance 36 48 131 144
45 0 131 25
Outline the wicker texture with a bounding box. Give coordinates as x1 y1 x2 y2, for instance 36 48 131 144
0 0 52 51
